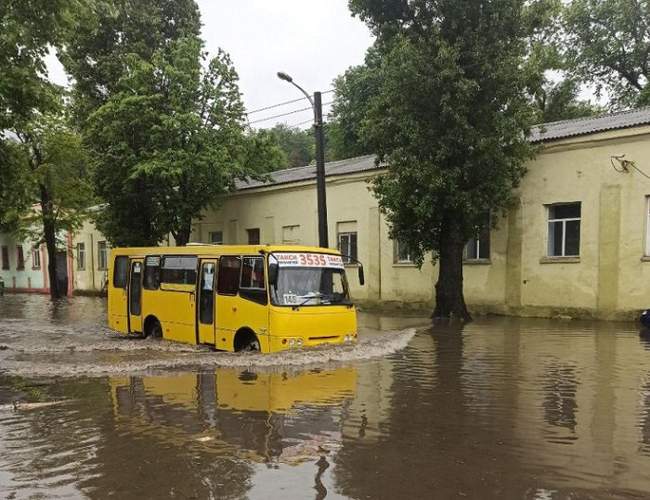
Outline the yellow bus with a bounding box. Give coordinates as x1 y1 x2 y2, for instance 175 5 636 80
107 245 364 353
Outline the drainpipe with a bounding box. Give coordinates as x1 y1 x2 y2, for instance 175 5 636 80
90 233 96 291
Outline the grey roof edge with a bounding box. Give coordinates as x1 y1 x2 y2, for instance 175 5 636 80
235 154 382 192
237 108 650 191
529 106 650 143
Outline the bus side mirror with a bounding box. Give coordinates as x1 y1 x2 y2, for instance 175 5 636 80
269 263 278 286
358 266 365 286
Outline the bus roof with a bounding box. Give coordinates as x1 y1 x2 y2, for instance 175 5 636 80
109 244 343 257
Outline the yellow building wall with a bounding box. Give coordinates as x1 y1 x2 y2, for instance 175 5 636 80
67 125 650 319
71 220 110 292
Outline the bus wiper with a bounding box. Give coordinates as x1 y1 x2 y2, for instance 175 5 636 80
293 292 331 308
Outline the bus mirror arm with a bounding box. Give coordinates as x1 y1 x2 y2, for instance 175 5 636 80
340 254 365 286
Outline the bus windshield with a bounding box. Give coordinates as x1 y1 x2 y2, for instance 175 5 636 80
270 253 350 306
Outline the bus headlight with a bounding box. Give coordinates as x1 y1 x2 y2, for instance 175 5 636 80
296 338 303 346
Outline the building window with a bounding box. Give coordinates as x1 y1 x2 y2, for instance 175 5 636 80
32 247 41 269
547 203 581 257
1 246 8 270
16 246 24 270
209 231 223 245
465 228 491 261
247 228 260 245
394 240 413 264
282 225 301 244
76 243 86 270
338 232 358 264
98 241 108 270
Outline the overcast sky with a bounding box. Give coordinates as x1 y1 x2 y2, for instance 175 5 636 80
46 0 374 129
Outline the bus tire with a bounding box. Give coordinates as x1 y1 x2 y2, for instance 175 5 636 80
234 329 260 352
144 316 163 339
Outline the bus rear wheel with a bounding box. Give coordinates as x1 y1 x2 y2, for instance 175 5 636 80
144 317 163 339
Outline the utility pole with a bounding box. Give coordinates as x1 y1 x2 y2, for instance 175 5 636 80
313 91 329 248
277 72 329 247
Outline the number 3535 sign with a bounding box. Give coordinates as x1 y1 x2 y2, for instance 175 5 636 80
275 252 345 269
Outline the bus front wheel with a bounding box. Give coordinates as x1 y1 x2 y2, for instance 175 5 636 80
234 329 260 352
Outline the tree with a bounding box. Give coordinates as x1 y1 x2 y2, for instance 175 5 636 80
1 0 77 231
327 50 382 161
59 0 201 124
531 77 604 123
84 37 272 246
12 108 93 299
350 0 539 320
250 124 314 169
0 0 74 132
564 0 650 108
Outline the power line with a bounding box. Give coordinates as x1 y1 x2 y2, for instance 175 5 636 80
289 114 331 128
248 101 333 126
245 89 335 116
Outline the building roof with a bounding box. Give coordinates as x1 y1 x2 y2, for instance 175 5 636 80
529 106 650 143
236 108 650 191
235 154 379 191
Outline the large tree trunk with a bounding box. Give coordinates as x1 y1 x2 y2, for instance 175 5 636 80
39 183 63 300
434 216 471 321
174 219 192 246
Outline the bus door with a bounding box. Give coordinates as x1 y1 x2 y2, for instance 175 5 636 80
197 259 217 344
128 259 144 333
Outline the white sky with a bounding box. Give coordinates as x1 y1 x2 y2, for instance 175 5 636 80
46 0 375 129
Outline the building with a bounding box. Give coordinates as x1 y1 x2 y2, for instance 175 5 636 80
191 107 650 320
4 108 650 319
0 231 73 295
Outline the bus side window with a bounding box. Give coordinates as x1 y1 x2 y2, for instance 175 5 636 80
144 256 161 290
240 256 267 305
113 256 129 288
161 256 197 285
217 256 241 295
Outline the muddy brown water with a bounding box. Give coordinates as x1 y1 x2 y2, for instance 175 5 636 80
2 295 650 499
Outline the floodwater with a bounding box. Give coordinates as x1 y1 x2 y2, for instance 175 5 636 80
2 296 650 499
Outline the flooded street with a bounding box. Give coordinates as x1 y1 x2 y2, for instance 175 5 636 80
2 296 650 498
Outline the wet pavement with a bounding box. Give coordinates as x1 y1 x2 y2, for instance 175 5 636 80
2 295 650 499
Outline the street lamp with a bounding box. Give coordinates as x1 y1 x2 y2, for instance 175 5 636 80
277 71 329 248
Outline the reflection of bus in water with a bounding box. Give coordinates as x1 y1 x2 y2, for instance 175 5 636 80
110 368 356 463
107 245 364 353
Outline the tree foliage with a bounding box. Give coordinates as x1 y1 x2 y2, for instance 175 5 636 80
252 124 314 169
349 0 539 319
0 0 75 132
59 0 201 124
327 51 380 161
84 37 272 246
10 106 92 299
564 0 650 108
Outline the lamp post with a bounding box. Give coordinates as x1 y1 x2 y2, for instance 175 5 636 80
277 72 329 248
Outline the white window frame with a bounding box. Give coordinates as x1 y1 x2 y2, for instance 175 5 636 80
209 231 223 245
645 196 650 256
281 225 301 245
32 246 41 269
77 242 86 270
394 240 413 264
338 231 358 264
547 203 581 257
98 241 108 270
